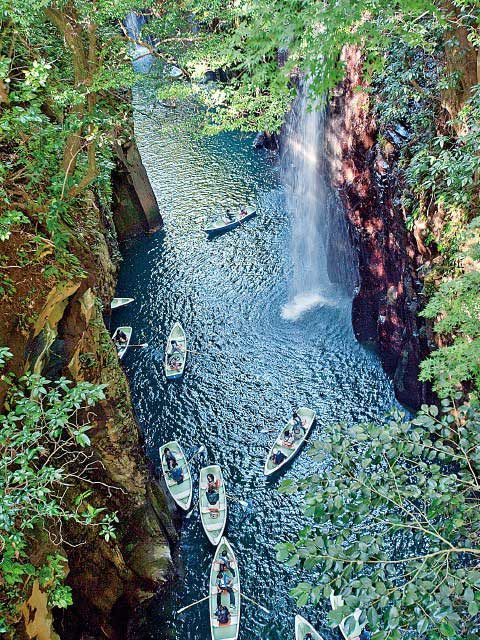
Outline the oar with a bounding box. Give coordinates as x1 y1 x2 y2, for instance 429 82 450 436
234 588 270 614
176 593 210 615
187 444 206 464
185 499 198 519
127 343 148 349
226 494 248 508
260 426 276 433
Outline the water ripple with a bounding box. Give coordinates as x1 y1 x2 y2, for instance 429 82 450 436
115 83 397 640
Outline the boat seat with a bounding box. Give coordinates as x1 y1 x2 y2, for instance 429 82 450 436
174 488 191 500
201 507 226 514
205 522 224 531
213 561 236 570
167 478 186 487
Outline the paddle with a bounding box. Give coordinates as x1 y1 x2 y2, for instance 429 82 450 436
185 500 198 519
177 590 270 616
187 444 206 464
176 594 209 615
235 589 270 615
226 494 248 508
127 343 148 349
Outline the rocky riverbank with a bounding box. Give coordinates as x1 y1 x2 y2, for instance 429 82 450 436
1 139 175 640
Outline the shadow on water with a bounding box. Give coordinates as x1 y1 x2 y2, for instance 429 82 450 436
114 82 397 639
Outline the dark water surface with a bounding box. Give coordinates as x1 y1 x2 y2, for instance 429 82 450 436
115 83 396 639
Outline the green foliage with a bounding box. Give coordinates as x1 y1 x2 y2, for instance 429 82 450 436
277 401 480 639
0 0 154 259
0 354 116 634
419 218 480 398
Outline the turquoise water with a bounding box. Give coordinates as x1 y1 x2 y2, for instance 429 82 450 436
114 83 396 639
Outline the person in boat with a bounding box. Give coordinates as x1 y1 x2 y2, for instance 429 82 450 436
206 472 220 505
115 329 128 345
270 450 287 466
282 429 295 447
304 634 313 640
215 604 231 625
168 353 182 370
163 447 177 470
359 629 372 640
219 550 235 577
169 339 183 354
239 207 248 218
222 209 235 224
169 460 184 483
216 569 235 607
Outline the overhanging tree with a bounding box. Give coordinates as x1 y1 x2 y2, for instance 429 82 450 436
276 400 480 639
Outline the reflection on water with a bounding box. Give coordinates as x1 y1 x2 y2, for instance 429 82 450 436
114 82 396 639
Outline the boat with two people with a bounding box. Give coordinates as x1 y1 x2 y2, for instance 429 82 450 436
200 464 227 545
164 321 187 379
264 407 316 476
204 206 256 237
159 440 193 511
209 537 240 640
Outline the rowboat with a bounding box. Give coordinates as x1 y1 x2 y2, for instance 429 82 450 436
209 537 240 640
112 326 132 360
111 297 134 310
159 440 192 511
164 322 187 380
204 206 256 236
295 614 324 640
200 464 227 545
264 407 316 476
330 592 364 640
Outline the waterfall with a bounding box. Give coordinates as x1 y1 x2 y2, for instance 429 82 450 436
281 80 356 320
124 11 154 73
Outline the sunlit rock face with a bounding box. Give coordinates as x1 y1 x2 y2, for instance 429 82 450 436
326 46 432 409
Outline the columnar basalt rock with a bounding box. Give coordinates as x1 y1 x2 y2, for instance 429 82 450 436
326 46 431 408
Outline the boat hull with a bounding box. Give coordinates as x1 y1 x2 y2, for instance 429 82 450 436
112 326 132 360
205 208 256 236
209 538 240 640
164 322 187 379
295 614 324 640
264 407 316 476
200 465 227 546
330 592 364 640
159 440 193 511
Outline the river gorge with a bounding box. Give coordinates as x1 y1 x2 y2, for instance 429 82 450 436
110 76 398 640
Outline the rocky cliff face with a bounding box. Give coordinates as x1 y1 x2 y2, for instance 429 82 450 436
326 47 432 408
1 140 175 640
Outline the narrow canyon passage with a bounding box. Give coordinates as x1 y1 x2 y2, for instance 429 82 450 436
114 80 397 639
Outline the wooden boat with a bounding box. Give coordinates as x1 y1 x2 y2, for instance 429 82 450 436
164 322 187 380
204 206 256 236
112 326 132 360
200 464 227 546
111 297 134 310
295 614 324 640
209 537 240 640
264 407 316 476
159 440 192 511
330 592 363 640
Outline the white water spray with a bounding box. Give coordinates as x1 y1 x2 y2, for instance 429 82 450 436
281 81 337 321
